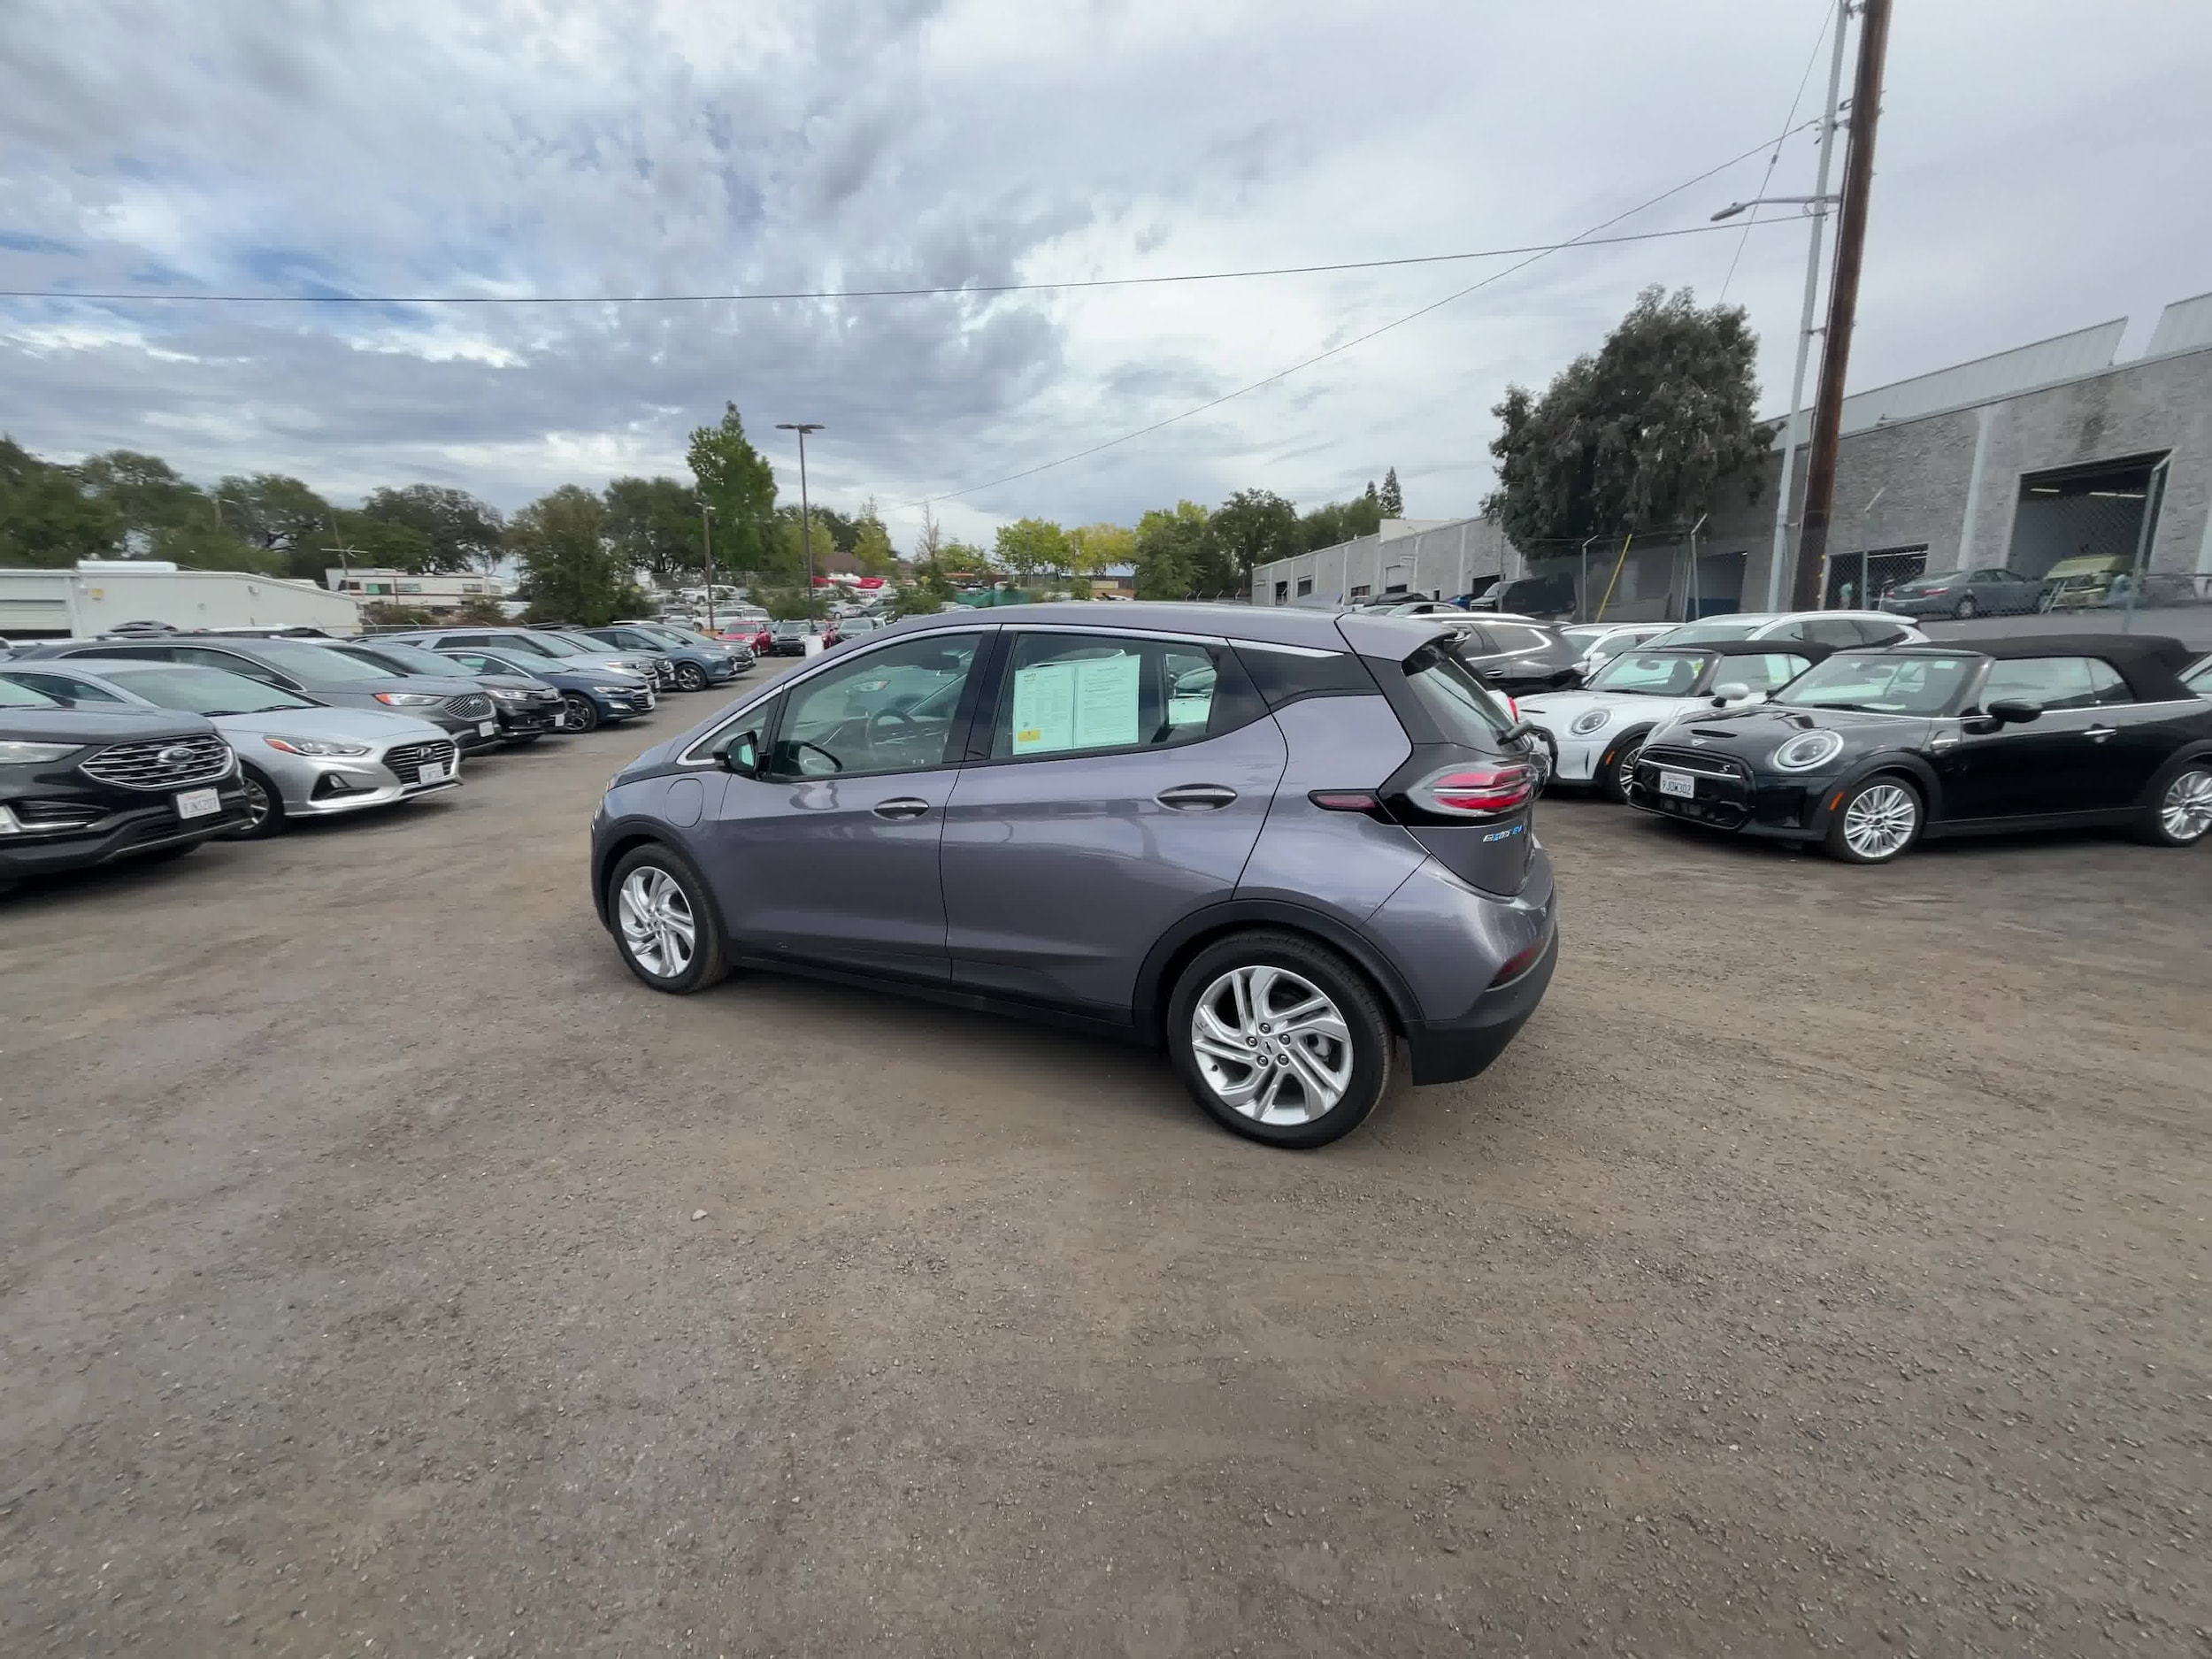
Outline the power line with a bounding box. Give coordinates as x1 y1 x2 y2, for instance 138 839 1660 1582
1720 5 1836 303
896 120 1823 515
0 215 1801 309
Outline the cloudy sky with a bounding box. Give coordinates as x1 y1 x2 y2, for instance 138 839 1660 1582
3 0 2208 549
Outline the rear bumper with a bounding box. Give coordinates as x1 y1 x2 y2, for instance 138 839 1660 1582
1402 923 1557 1086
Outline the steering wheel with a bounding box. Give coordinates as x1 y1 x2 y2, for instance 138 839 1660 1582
863 706 918 762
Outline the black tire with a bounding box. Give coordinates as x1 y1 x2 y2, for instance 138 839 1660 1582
562 693 602 733
675 661 709 693
1165 929 1393 1149
1822 773 1924 864
1953 595 1977 620
1597 730 1648 803
2132 756 2212 848
606 844 729 994
227 764 287 839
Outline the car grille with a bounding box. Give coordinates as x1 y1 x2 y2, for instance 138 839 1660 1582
383 739 459 784
79 733 234 791
443 692 495 721
1640 745 1751 783
527 688 561 705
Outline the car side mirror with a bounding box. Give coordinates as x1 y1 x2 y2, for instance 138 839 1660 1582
1711 680 1753 705
720 729 761 775
1985 698 2040 726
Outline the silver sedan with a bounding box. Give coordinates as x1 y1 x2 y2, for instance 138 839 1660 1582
0 659 460 838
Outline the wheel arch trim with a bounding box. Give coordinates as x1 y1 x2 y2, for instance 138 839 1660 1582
1132 898 1424 1046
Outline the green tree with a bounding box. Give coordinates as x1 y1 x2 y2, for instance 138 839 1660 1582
148 518 281 574
1064 522 1133 600
1484 284 1763 550
1132 501 1210 599
936 539 991 577
508 485 641 625
1379 467 1404 517
302 511 438 575
78 449 204 540
775 510 838 583
850 499 898 576
686 403 779 578
360 484 505 573
213 473 333 579
1296 495 1382 551
0 437 118 567
603 476 703 585
1208 489 1299 586
891 508 956 618
992 518 1070 593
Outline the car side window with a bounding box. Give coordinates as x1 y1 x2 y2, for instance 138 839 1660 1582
2084 660 2131 706
172 646 284 685
1979 657 2101 711
1486 624 1550 654
1800 618 1870 648
766 634 982 779
987 633 1233 762
1852 618 1909 645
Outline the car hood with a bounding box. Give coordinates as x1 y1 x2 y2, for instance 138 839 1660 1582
0 704 213 746
208 707 450 743
1647 702 1939 756
1517 687 1717 732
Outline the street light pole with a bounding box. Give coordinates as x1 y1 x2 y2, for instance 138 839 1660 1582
776 422 825 621
700 503 717 635
1792 0 1894 614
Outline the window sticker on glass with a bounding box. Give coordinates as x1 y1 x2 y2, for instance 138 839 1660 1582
1010 651 1141 753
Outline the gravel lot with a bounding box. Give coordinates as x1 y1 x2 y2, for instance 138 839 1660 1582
3 689 2208 1658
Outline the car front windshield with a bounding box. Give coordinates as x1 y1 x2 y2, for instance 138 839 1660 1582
1588 650 1713 696
0 678 58 707
246 640 397 681
1773 653 1977 715
111 666 313 714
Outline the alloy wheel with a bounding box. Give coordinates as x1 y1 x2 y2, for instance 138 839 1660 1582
677 663 708 692
617 866 695 977
2161 767 2212 843
1842 782 1917 860
562 693 599 732
1188 965 1352 1126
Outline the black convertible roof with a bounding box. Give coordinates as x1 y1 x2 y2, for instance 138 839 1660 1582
1892 632 2197 701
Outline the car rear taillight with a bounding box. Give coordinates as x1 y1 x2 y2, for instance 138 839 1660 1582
1506 695 1520 722
1415 763 1537 818
1309 790 1381 814
1488 931 1549 987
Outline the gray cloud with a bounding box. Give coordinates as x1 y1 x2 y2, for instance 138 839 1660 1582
4 0 2209 550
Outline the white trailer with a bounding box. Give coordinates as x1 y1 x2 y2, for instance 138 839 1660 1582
0 562 361 640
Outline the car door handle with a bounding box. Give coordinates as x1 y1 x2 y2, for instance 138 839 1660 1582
2083 726 2117 742
1156 784 1239 811
872 797 933 820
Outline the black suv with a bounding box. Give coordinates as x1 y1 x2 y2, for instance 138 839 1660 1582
0 678 250 887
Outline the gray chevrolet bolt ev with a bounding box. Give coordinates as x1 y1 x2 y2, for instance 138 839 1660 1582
589 603 1560 1148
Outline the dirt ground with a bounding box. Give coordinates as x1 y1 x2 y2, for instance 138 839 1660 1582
3 691 2208 1658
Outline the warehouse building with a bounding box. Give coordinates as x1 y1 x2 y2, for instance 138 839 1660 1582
0 561 360 639
1252 288 2212 620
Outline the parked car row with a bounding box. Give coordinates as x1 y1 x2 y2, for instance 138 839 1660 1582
1515 632 2212 864
0 621 757 889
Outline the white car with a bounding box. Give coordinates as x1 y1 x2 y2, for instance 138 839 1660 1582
1646 610 1927 650
1517 640 1833 799
1558 621 1677 674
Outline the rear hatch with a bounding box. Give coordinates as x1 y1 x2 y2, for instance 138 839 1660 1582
1350 629 1543 895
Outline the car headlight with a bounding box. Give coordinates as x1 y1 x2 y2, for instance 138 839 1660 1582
0 740 78 764
265 734 374 757
373 691 443 707
591 683 637 694
1569 707 1610 735
489 687 529 702
1770 730 1846 772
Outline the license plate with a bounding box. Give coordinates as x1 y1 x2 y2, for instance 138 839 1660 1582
1658 769 1696 799
478 720 497 737
174 787 221 819
551 712 567 728
419 761 449 786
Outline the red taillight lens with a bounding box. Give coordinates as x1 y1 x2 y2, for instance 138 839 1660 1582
1507 695 1520 722
1419 763 1536 817
1488 930 1549 987
1309 790 1380 813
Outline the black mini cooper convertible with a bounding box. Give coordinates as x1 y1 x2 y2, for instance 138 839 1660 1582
1625 633 2212 863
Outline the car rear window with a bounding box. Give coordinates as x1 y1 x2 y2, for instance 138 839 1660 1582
1230 641 1379 708
1398 641 1516 743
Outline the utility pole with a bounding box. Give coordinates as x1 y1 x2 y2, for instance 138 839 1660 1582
776 422 825 621
1791 0 1893 613
700 503 718 634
